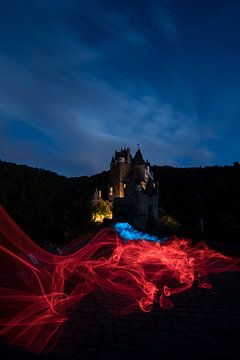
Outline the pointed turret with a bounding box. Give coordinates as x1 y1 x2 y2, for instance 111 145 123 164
126 147 132 164
110 156 115 169
133 149 145 165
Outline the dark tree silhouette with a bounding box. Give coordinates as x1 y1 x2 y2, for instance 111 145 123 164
1 160 240 246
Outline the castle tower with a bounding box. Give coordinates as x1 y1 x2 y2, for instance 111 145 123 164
109 147 132 198
109 146 148 200
110 146 159 229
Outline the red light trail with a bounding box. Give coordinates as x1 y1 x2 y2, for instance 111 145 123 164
0 206 239 352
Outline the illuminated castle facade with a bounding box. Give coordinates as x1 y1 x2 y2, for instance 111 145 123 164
108 147 159 230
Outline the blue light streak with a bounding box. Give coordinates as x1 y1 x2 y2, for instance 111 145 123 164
114 222 167 242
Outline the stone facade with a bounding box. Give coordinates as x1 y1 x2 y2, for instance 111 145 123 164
109 147 159 230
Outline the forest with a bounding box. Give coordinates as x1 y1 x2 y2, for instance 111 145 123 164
1 160 240 247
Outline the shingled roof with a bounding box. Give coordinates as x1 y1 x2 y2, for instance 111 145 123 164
133 149 145 165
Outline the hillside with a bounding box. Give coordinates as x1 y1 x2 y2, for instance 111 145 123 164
1 160 240 246
0 160 108 246
153 164 240 243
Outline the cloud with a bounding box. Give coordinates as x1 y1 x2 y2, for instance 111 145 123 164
0 0 217 176
0 49 216 175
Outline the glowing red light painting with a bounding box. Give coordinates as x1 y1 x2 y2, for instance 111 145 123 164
0 206 239 352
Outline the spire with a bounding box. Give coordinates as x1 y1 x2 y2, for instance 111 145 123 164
133 149 145 165
146 158 150 166
126 147 132 164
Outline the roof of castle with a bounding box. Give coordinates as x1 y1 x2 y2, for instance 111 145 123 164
114 147 131 160
133 149 145 165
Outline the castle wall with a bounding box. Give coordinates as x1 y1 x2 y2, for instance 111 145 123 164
152 196 159 222
132 192 149 230
110 162 131 198
133 164 145 181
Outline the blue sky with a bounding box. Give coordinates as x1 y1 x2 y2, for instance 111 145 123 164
0 0 240 176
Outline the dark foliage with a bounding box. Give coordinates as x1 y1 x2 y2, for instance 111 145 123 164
152 164 240 243
0 161 109 247
1 160 240 246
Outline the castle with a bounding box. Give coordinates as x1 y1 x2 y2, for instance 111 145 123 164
108 147 159 230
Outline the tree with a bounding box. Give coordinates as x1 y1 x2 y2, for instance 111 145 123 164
92 199 112 222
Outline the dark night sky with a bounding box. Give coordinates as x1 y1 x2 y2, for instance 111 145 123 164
0 0 240 176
